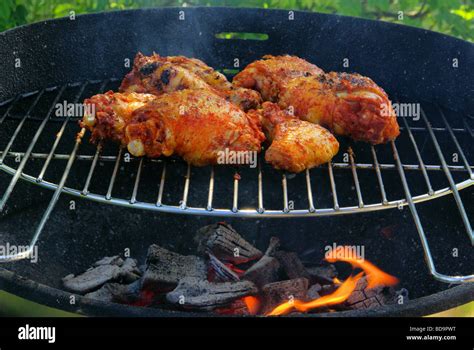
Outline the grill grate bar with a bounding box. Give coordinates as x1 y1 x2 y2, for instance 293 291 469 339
82 143 102 195
0 95 21 126
399 126 466 133
0 129 86 262
349 148 364 208
37 82 89 182
207 166 215 211
0 90 45 165
0 86 66 212
130 158 144 204
282 173 289 213
156 161 167 206
105 147 123 200
328 160 339 210
421 109 473 244
180 163 191 209
391 140 473 283
232 170 240 212
439 109 473 179
257 161 264 213
371 146 389 205
401 116 434 195
305 169 315 213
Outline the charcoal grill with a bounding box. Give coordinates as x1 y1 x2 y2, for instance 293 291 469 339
0 8 472 316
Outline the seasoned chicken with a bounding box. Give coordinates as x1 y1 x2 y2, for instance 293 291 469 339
81 91 157 144
248 102 339 173
233 55 324 102
120 53 261 111
279 72 400 144
81 90 264 166
234 55 399 144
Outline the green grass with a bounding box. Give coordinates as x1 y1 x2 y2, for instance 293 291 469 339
0 290 80 317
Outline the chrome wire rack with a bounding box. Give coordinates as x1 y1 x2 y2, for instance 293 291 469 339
0 79 472 284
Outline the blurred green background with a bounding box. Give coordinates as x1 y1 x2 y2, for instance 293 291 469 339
0 0 472 317
0 0 473 42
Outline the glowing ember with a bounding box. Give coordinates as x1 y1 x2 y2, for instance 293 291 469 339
243 296 260 315
267 248 399 316
227 264 245 276
130 290 155 307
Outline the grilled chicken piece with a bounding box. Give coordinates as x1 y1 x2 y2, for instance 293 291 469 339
81 92 157 144
233 55 324 102
279 72 400 144
81 90 264 166
248 102 339 173
120 53 261 111
234 55 399 144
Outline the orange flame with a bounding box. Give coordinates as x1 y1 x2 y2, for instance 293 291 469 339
325 250 399 289
267 272 364 316
243 296 260 315
266 247 399 316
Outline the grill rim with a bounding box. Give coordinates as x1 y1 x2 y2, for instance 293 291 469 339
1 267 473 317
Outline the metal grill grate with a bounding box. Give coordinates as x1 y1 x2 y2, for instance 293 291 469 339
0 79 472 284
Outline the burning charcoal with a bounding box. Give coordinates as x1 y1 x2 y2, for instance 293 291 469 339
208 253 240 282
306 264 338 285
274 251 311 280
261 278 309 314
195 223 262 264
306 283 322 300
141 245 206 290
84 280 141 304
166 277 258 311
119 258 142 283
63 265 121 294
215 298 255 316
320 284 338 295
242 255 280 288
345 276 396 310
63 257 141 294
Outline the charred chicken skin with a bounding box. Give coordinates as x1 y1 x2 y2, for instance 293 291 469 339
234 55 400 144
233 55 324 102
120 53 261 111
81 90 265 166
248 102 339 173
